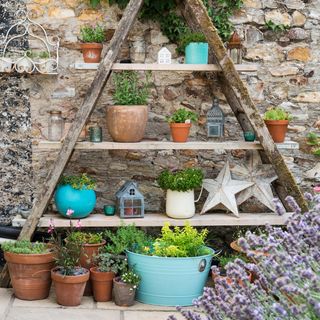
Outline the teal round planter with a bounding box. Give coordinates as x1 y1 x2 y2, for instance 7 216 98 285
185 42 208 64
54 185 96 219
127 247 214 306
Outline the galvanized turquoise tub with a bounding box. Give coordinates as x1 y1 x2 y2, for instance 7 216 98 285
185 42 209 64
127 247 214 306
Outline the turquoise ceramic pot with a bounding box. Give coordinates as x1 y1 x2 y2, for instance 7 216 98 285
185 42 209 64
54 185 96 219
127 247 214 306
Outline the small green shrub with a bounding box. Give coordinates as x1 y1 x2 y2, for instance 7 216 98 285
59 173 96 190
1 240 48 254
307 132 320 156
264 107 292 121
177 32 207 55
94 252 128 274
120 270 140 289
166 108 198 124
67 231 103 244
112 71 150 105
80 24 105 43
157 168 203 192
153 222 211 257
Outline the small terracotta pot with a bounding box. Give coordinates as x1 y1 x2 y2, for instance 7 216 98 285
113 277 136 307
80 43 103 63
106 105 148 142
4 251 55 300
51 267 89 306
170 123 192 142
212 272 253 285
264 120 289 143
230 240 242 253
90 267 115 302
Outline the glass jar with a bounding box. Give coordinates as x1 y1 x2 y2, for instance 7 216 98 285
89 122 102 143
48 111 64 141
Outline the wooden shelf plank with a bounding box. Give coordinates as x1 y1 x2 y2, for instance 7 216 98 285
12 212 291 228
33 140 264 150
73 62 258 72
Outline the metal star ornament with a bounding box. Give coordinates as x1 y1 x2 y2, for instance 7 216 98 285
200 161 254 217
232 151 278 212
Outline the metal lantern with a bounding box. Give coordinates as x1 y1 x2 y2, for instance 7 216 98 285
227 31 242 64
207 98 224 137
116 181 144 218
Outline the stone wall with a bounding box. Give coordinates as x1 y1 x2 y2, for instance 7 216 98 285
1 0 319 222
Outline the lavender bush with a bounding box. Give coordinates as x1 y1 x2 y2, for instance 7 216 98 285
169 194 320 320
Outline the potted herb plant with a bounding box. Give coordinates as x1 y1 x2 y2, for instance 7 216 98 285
54 173 96 219
263 107 292 143
113 269 140 307
80 24 105 63
157 168 203 219
178 32 208 64
2 240 55 300
90 252 127 302
167 107 198 142
106 70 150 142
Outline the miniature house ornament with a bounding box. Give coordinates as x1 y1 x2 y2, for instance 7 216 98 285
157 47 171 64
207 97 225 137
227 31 242 64
115 181 144 218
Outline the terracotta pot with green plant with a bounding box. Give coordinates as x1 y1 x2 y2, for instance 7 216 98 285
113 270 140 307
167 108 198 142
106 71 150 142
264 107 292 143
80 24 105 63
2 241 55 300
90 251 127 302
157 168 203 219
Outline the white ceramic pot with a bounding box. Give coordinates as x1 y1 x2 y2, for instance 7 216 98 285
16 57 33 73
165 189 195 219
0 58 13 72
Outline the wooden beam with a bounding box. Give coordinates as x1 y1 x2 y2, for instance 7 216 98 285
181 0 307 212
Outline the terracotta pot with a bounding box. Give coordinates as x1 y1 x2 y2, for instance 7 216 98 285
106 105 148 142
264 120 289 143
90 267 115 302
169 123 191 142
51 267 89 306
212 272 253 286
80 43 103 63
113 277 136 307
230 240 242 253
4 251 55 300
80 240 106 296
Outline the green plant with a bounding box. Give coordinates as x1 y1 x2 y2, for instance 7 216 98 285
59 173 96 190
112 71 150 105
120 270 140 289
166 108 198 124
265 20 290 32
153 222 211 257
93 252 128 274
263 107 292 121
67 231 103 244
80 24 105 43
219 253 247 269
307 132 320 156
1 240 48 254
177 32 207 55
26 50 37 59
157 168 203 192
38 51 50 59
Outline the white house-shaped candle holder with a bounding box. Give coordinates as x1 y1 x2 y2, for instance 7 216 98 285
157 47 171 64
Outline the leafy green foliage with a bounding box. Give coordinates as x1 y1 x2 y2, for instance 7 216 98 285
307 132 320 156
219 253 248 269
177 32 207 55
120 270 140 289
80 24 105 43
59 173 96 190
263 107 292 121
157 168 203 192
67 231 103 244
94 252 128 274
89 0 102 8
265 20 290 32
153 223 211 257
38 51 50 59
166 108 198 124
2 240 48 254
112 71 150 105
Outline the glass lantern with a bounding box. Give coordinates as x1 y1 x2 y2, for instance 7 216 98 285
115 181 144 219
227 31 242 64
207 98 224 137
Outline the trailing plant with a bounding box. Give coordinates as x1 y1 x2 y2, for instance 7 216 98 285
112 71 150 105
154 222 211 258
80 24 105 43
166 108 198 124
177 32 207 55
119 270 141 290
265 20 290 32
59 173 96 190
67 231 103 244
1 240 48 254
263 107 292 121
157 168 203 192
307 132 320 156
93 252 128 274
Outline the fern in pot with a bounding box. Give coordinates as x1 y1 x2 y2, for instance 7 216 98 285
107 70 150 142
157 168 203 219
